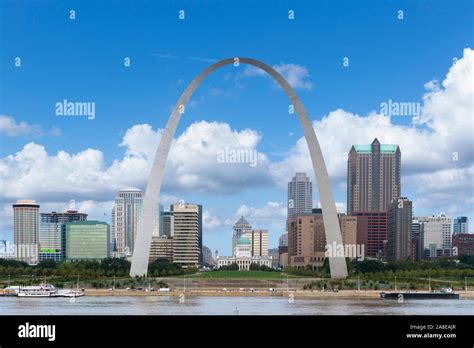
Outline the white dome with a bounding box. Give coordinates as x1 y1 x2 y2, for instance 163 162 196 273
120 187 142 192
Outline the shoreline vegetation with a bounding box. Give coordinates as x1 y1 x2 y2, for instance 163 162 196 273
1 256 474 295
80 288 474 299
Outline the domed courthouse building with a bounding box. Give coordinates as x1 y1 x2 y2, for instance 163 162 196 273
217 236 272 271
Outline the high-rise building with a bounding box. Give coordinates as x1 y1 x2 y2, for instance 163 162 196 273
202 246 215 266
287 172 313 218
242 229 269 257
279 232 288 247
419 213 452 258
452 233 474 256
340 215 357 248
453 216 469 235
278 232 288 268
232 216 252 257
268 248 279 268
387 198 412 261
13 200 40 265
40 210 87 223
63 221 110 260
287 211 358 267
152 204 164 237
38 209 88 262
354 211 388 259
347 138 401 215
39 222 62 262
171 203 202 267
149 235 174 263
411 218 424 261
287 211 326 268
161 211 174 237
111 188 143 256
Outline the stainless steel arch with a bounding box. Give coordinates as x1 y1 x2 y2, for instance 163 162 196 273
130 57 348 278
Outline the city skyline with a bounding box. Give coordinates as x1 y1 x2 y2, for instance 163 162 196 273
2 153 472 258
3 168 470 260
1 1 473 256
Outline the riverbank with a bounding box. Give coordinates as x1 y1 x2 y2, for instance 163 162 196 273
83 288 474 299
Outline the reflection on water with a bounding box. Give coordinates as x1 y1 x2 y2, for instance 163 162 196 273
1 296 473 315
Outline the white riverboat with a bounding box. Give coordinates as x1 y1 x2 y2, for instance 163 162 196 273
17 283 60 297
6 283 85 298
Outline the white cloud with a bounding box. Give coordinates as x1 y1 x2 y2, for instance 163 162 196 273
270 48 474 219
0 199 114 241
1 48 473 239
203 209 222 229
0 115 61 137
273 63 314 90
188 57 218 63
0 120 273 204
243 63 313 90
225 201 287 226
165 121 273 194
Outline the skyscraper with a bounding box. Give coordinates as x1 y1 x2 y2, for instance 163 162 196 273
111 188 143 256
161 211 174 237
287 211 358 267
39 209 88 262
347 138 401 215
453 216 469 234
171 203 202 267
39 222 62 262
419 213 452 258
63 221 110 260
242 229 269 257
452 233 474 256
287 172 313 218
387 197 412 261
354 211 388 259
202 245 215 266
152 204 164 237
411 218 425 261
232 216 252 256
40 210 87 223
278 232 289 268
13 200 40 265
149 235 174 263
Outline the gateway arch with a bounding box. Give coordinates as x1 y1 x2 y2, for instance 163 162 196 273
130 57 348 279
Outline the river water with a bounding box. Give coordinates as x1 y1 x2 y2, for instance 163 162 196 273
1 296 473 315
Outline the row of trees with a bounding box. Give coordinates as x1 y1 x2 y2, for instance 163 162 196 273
0 257 197 279
302 277 470 291
284 256 474 277
148 259 198 277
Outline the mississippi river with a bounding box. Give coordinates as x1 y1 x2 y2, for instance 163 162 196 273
1 296 473 315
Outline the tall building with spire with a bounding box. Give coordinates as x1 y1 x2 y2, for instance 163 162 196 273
287 172 313 219
347 138 401 215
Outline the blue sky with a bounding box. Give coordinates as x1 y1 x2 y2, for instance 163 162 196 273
1 0 473 255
